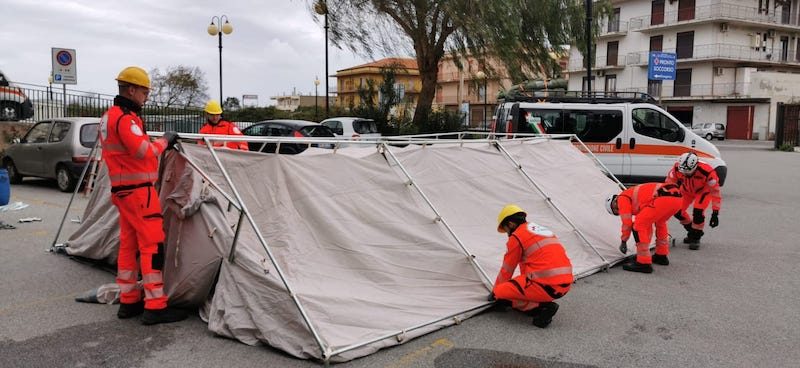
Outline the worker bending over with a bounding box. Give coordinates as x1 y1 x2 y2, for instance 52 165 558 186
666 152 723 250
489 205 573 328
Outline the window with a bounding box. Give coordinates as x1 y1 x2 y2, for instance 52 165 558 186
582 76 596 92
648 80 663 97
716 124 725 130
632 108 684 142
759 0 770 14
650 35 663 52
607 41 619 66
24 122 52 143
781 36 789 61
651 0 665 25
80 124 99 148
0 73 8 86
676 31 694 59
609 8 621 32
678 0 695 21
674 68 692 97
322 120 344 135
394 83 406 100
353 119 378 134
605 75 617 92
49 122 71 143
563 110 624 142
519 109 562 134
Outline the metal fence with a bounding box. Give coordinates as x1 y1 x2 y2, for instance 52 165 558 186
0 82 205 132
775 103 800 148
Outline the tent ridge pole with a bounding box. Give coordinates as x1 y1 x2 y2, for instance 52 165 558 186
493 140 609 264
381 143 494 287
202 138 329 358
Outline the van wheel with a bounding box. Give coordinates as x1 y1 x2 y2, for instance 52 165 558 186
705 133 713 140
56 165 76 192
4 159 23 184
0 102 20 121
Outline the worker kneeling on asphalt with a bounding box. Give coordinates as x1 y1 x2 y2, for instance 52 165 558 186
198 100 248 150
666 152 723 250
606 182 683 274
489 205 573 328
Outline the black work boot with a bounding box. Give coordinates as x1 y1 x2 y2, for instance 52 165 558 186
652 254 669 266
117 301 144 319
686 229 703 250
622 261 653 274
528 302 559 328
141 307 189 325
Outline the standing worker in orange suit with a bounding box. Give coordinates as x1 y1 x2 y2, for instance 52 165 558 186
100 66 186 325
605 182 683 273
666 152 723 250
198 100 248 150
489 205 573 328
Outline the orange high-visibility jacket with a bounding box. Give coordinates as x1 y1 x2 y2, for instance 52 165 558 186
100 96 167 187
495 222 573 287
198 120 248 150
617 182 681 241
666 161 722 211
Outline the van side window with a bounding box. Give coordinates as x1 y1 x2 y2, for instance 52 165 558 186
519 109 562 134
632 108 683 142
561 110 623 142
494 106 507 133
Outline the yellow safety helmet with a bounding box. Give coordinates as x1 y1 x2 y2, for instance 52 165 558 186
497 204 526 233
204 100 223 114
115 66 150 89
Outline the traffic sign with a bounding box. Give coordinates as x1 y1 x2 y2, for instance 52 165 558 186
51 47 77 85
648 52 676 81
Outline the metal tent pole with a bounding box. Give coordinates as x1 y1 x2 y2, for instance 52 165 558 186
493 139 608 264
570 135 627 190
202 137 330 360
380 142 494 287
50 138 100 251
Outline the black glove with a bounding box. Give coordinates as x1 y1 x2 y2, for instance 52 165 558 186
709 210 719 228
487 292 496 302
619 240 628 254
163 131 179 150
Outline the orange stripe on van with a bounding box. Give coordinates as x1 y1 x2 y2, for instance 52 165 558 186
574 143 715 158
0 87 25 98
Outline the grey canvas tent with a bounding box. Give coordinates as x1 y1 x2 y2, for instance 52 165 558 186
60 135 629 363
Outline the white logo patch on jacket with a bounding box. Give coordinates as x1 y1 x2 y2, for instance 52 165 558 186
526 222 554 237
130 120 143 136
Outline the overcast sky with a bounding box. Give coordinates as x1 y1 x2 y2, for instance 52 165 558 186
1 0 384 106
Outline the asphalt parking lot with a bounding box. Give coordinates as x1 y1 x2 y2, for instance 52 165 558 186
1 139 798 368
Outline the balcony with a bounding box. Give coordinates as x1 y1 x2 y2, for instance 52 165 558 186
567 54 625 72
621 83 762 100
626 43 800 67
629 2 799 32
598 19 629 38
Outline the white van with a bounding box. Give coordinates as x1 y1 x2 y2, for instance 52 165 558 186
492 94 727 185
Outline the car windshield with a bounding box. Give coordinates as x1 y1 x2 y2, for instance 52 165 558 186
300 125 335 137
353 119 379 134
80 124 99 148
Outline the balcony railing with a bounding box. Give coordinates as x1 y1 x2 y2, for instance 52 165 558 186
567 54 623 71
626 43 800 65
599 19 629 36
629 2 795 31
621 83 752 98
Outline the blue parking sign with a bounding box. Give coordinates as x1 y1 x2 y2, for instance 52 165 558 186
648 52 676 80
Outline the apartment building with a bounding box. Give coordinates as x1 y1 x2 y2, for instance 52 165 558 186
334 58 421 110
567 0 800 140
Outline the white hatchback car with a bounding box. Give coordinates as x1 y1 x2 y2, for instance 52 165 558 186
320 117 382 141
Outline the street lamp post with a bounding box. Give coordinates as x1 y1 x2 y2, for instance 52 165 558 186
314 1 329 117
314 77 320 120
207 15 233 104
476 71 487 131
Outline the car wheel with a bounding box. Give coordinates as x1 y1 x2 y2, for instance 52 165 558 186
0 102 21 121
4 159 23 184
56 165 76 192
705 133 713 140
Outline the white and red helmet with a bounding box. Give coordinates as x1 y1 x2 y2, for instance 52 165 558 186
677 152 699 175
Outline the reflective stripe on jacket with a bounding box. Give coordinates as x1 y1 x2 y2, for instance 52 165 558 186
198 120 248 150
494 222 573 287
100 96 167 187
666 161 722 211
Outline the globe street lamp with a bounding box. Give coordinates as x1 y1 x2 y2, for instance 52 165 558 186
476 71 488 130
314 0 330 117
314 77 320 120
208 15 233 104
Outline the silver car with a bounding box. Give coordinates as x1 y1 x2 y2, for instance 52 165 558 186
691 122 726 141
2 117 99 192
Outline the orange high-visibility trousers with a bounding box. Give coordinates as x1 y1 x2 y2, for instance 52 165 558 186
493 274 570 312
675 192 712 231
633 196 683 265
111 184 168 310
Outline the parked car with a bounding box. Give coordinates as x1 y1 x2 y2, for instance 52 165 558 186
2 117 99 192
692 122 726 141
0 70 34 121
241 119 335 154
320 117 382 141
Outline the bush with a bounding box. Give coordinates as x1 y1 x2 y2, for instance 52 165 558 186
778 143 796 152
